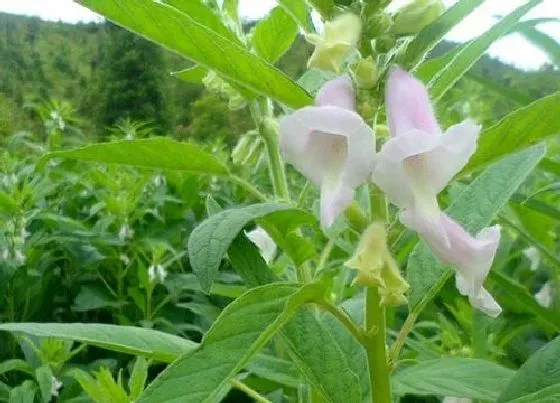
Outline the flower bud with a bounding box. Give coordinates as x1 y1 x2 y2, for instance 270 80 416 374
203 71 246 110
232 131 262 166
364 13 393 38
350 56 378 89
305 13 362 73
393 0 445 35
345 223 409 306
375 34 396 53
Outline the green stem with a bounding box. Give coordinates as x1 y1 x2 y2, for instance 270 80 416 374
250 101 290 200
261 119 290 200
388 273 449 367
365 288 391 403
313 299 366 344
229 174 268 201
316 239 335 275
230 379 273 403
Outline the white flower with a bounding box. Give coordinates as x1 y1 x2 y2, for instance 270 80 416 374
118 223 134 241
245 227 277 264
279 76 376 228
535 282 554 308
372 68 501 317
148 264 167 283
51 376 63 397
522 246 540 271
153 174 166 187
119 254 131 265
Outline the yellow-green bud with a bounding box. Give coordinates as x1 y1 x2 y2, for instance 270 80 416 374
305 13 362 73
393 0 446 35
232 131 262 166
350 56 378 89
345 223 409 306
375 34 396 53
365 13 393 38
203 71 246 110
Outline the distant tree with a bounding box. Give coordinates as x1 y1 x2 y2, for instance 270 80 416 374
94 23 170 133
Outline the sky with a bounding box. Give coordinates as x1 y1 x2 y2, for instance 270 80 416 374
0 0 559 70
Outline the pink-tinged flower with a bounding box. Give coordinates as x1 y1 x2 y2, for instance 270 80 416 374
372 67 501 316
279 77 376 228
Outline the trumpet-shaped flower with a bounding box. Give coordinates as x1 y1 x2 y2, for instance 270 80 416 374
372 67 501 316
279 76 376 228
305 13 362 73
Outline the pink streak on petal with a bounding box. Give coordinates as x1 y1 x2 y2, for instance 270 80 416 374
316 76 356 110
385 67 440 137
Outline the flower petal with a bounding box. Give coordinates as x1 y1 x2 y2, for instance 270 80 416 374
316 76 355 110
246 227 277 264
279 105 375 227
385 67 440 136
423 120 480 192
372 129 440 209
320 176 354 228
401 209 501 315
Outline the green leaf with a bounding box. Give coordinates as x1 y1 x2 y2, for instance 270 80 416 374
510 194 560 222
466 72 533 105
77 0 312 108
137 283 325 403
428 0 541 101
0 323 196 363
251 6 298 63
393 358 515 401
488 271 560 332
404 0 484 69
35 366 53 403
188 203 315 292
128 357 149 400
0 192 18 214
172 66 208 83
297 69 335 95
307 0 334 20
320 300 369 402
8 381 35 403
228 235 364 403
259 209 317 266
162 0 238 42
279 0 309 28
463 91 560 175
516 25 560 67
281 309 363 402
539 158 560 176
0 360 33 376
72 285 121 312
37 138 228 175
222 0 239 24
228 234 280 286
246 354 302 388
497 337 560 402
407 144 546 309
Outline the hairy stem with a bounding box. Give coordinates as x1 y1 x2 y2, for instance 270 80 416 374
250 101 290 201
313 299 366 344
365 288 391 403
229 174 268 201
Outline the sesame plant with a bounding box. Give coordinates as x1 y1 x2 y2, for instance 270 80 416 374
1 0 559 402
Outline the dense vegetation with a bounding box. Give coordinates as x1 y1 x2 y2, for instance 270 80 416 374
0 1 559 402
